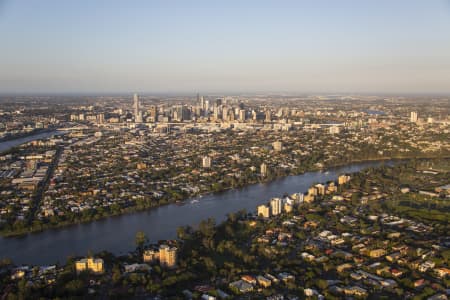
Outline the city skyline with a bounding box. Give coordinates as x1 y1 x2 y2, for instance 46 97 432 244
1 0 450 94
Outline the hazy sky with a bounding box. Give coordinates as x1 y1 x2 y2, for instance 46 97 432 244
1 0 450 94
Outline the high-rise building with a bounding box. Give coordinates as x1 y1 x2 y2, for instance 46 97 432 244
202 155 212 168
270 198 282 216
133 93 141 123
260 163 268 177
239 109 246 122
148 105 158 122
257 205 270 218
265 110 272 122
97 113 105 124
173 105 190 122
213 105 220 120
222 106 229 121
410 111 418 123
136 111 143 123
159 245 177 268
204 100 210 114
182 106 191 121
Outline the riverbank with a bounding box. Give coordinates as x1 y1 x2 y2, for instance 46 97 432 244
0 156 407 238
1 160 393 265
0 128 59 144
2 152 445 238
0 129 64 154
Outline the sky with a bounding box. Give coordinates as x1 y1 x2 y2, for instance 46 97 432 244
0 0 450 95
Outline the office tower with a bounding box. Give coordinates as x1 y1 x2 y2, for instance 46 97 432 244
97 113 105 124
222 106 228 121
252 110 257 120
204 100 210 114
173 105 191 121
182 106 191 121
133 93 141 123
265 110 272 122
270 198 282 216
260 162 267 177
239 109 246 122
202 155 212 168
159 245 177 268
229 111 235 121
272 141 282 152
136 111 143 123
410 111 418 123
148 105 157 122
213 105 220 120
257 205 270 218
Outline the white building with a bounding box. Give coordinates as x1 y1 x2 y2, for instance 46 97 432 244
260 163 268 177
270 197 282 216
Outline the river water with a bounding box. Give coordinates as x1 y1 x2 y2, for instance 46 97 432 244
0 130 65 153
0 160 392 266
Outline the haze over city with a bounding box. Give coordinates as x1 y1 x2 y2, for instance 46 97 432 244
1 0 450 94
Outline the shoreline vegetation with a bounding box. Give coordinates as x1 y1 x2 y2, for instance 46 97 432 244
1 154 438 238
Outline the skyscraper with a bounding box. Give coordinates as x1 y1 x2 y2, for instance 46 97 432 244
270 198 282 216
134 93 142 123
410 111 418 123
239 109 246 122
265 110 272 123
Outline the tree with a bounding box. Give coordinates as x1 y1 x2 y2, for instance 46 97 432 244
135 231 147 250
112 264 122 284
